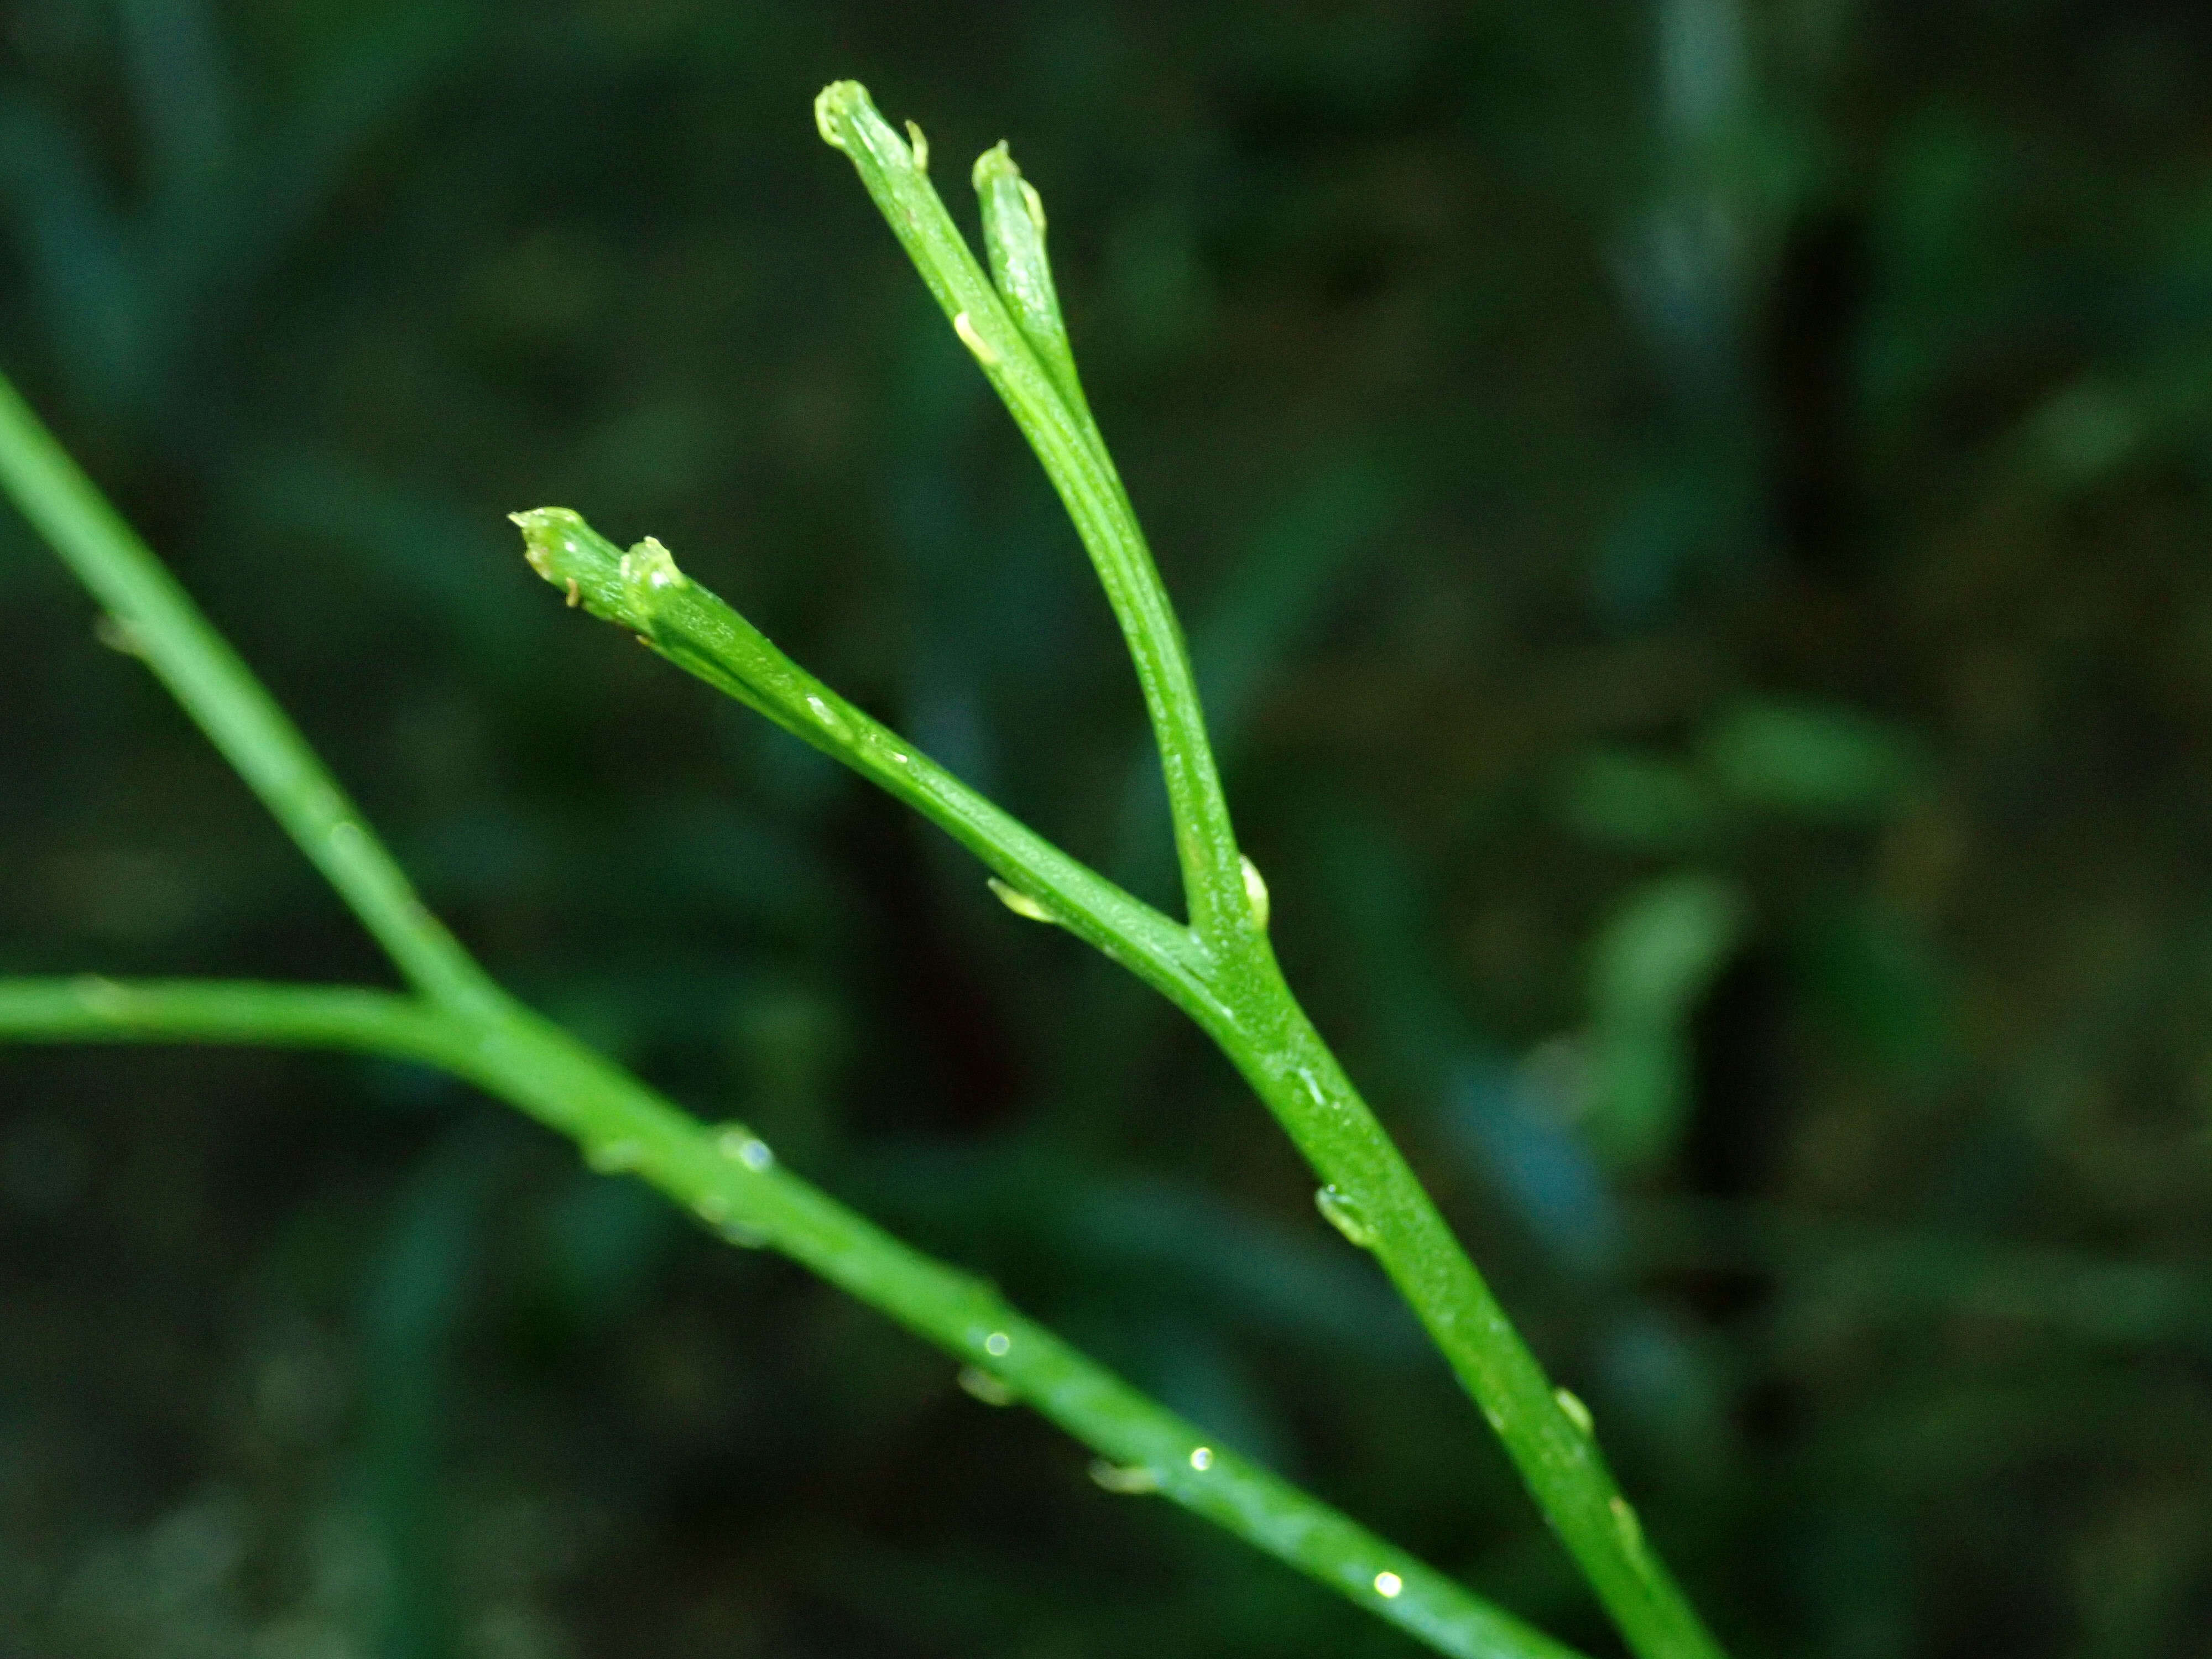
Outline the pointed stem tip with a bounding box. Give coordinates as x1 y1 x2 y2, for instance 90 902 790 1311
813 81 920 175
973 141 1085 415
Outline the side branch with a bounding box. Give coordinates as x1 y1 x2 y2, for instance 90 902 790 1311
509 507 1230 1029
0 375 501 1019
0 975 1588 1659
813 82 1253 947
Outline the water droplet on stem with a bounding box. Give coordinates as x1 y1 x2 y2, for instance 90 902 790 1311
585 1140 642 1174
1089 1460 1160 1495
716 1128 774 1171
804 695 847 738
1239 855 1270 929
957 1366 1015 1406
1610 1495 1642 1550
1554 1387 1594 1436
988 878 1055 924
1315 1185 1378 1248
952 310 997 364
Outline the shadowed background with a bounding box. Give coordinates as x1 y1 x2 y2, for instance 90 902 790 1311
3 3 2211 1656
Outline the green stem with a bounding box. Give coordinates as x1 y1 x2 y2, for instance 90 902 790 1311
1218 967 1724 1659
0 367 1594 1659
813 83 1252 947
0 70 1730 1654
0 975 1585 1659
603 81 1734 1659
0 374 501 1021
0 977 480 1066
509 508 1231 1032
517 510 1723 1659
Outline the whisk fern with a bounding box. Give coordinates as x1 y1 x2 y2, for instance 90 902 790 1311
0 81 1727 1659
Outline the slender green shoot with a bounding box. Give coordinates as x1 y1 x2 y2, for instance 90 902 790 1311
0 973 1587 1659
0 76 1734 1659
0 375 501 1021
813 82 1253 950
0 368 1585 1659
523 502 1723 1659
508 508 1231 1033
509 80 1728 1659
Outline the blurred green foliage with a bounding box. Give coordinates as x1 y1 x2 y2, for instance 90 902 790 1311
3 2 2211 1656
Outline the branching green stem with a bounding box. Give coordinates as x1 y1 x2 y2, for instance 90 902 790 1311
0 78 1729 1659
0 375 500 1021
510 83 1730 1659
814 82 1253 948
0 369 1586 1659
523 507 1723 1659
509 508 1230 1032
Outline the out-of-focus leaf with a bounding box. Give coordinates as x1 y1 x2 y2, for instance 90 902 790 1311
1591 872 1749 1027
1110 458 1396 890
1793 899 1954 1082
0 98 143 411
1444 1057 1624 1275
360 1118 509 1659
1699 697 1924 825
1191 457 1397 747
1583 872 1749 1168
1302 802 1624 1270
1556 746 1729 854
539 1165 684 1333
118 0 236 200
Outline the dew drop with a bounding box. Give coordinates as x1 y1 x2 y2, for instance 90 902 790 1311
804 695 847 737
983 1331 1011 1358
1610 1495 1642 1551
1374 1572 1404 1599
619 536 686 594
957 1365 1015 1406
1089 1460 1160 1495
1188 1446 1213 1472
952 310 998 364
988 878 1055 924
719 1219 768 1249
1239 854 1270 930
716 1128 774 1171
1314 1185 1378 1249
72 975 127 1016
585 1139 642 1175
693 1192 731 1226
1554 1387 1594 1436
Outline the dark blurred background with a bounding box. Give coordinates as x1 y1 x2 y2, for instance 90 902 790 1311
3 2 2211 1656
